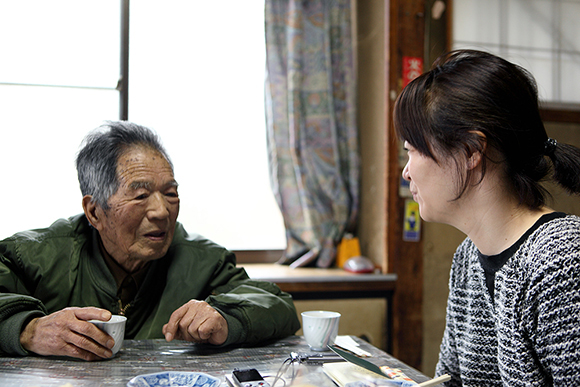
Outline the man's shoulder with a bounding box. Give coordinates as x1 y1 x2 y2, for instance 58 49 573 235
169 223 232 259
2 214 92 249
171 223 225 247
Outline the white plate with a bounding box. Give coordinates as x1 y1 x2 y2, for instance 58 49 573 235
126 371 221 387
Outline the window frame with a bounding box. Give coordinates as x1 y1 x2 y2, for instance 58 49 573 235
120 0 129 120
448 0 580 122
120 0 283 261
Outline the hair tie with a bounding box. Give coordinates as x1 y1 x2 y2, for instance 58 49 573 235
544 138 557 156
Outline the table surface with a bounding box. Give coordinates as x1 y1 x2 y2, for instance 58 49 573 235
0 336 430 387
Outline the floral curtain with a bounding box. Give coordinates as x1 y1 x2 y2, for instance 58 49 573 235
265 0 359 268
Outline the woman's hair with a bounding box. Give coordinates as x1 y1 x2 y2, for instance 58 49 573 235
76 121 173 209
394 49 580 209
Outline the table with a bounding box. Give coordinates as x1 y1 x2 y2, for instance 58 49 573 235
242 264 397 352
0 336 429 387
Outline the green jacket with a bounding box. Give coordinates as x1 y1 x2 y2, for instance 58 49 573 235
0 214 300 356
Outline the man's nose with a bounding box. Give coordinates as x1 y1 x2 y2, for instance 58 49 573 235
148 192 170 218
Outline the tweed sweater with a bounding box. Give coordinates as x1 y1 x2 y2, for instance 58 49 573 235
435 214 580 386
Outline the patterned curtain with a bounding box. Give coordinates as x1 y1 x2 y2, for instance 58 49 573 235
265 0 359 268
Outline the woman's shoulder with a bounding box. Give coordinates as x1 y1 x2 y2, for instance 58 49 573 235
527 214 580 248
518 214 580 273
512 215 580 318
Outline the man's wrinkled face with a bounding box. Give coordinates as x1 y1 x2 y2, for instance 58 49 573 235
96 146 179 271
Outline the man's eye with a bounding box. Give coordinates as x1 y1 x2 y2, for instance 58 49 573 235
135 194 148 200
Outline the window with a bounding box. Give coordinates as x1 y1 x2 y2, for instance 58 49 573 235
453 0 580 106
0 1 119 237
0 1 286 251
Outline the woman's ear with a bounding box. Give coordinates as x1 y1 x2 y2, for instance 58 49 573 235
82 195 102 230
467 151 483 170
466 130 487 170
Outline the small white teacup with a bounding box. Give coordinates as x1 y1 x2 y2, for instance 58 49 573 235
89 315 127 356
301 310 341 351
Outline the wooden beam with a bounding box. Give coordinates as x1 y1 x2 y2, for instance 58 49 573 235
384 0 426 370
540 107 580 124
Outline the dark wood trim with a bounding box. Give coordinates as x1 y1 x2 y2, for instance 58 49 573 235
385 0 425 370
275 279 396 294
425 0 450 67
540 108 580 124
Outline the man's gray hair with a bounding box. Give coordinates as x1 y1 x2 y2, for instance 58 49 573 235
76 121 173 209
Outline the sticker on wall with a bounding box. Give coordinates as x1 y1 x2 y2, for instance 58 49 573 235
403 199 421 242
402 56 424 88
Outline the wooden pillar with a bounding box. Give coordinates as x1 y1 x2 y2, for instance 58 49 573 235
384 0 426 371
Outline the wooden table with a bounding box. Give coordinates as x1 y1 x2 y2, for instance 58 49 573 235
0 336 429 387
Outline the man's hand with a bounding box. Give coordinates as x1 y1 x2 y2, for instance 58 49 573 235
20 307 115 361
162 300 228 345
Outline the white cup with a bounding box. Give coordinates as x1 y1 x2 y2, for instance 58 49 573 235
301 310 341 351
89 315 127 356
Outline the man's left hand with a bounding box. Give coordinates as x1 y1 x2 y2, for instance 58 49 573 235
162 300 228 345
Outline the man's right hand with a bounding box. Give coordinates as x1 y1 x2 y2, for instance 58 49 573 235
19 307 115 361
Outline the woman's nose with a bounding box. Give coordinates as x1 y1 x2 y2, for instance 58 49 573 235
402 163 411 181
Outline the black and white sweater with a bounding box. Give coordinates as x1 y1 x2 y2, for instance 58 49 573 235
435 214 580 386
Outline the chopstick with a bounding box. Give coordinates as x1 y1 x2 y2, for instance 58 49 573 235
416 374 451 387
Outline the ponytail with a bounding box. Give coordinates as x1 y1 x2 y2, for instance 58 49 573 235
548 140 580 195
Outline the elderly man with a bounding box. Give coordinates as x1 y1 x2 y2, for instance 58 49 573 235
0 121 300 360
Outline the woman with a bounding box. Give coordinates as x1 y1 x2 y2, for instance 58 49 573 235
395 49 580 386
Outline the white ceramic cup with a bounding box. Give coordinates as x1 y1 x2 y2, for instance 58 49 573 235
89 315 127 356
301 310 341 351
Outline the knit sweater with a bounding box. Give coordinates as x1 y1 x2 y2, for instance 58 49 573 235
435 214 580 386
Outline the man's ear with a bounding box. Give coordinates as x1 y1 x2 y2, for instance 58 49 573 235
82 195 103 230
